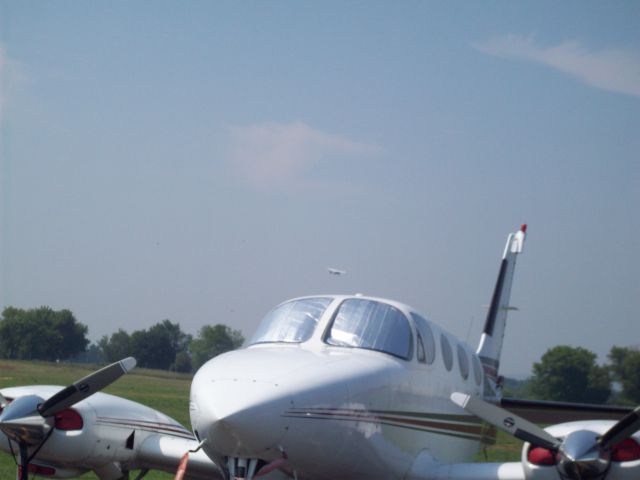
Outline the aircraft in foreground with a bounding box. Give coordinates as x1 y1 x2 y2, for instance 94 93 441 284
0 358 222 479
189 225 640 480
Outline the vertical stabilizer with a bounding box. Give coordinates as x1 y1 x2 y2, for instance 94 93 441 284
477 224 527 397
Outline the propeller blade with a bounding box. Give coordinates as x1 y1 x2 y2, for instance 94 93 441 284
38 357 136 417
451 392 560 450
599 405 640 450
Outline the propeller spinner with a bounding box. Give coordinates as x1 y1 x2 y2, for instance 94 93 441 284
452 393 640 480
0 357 137 480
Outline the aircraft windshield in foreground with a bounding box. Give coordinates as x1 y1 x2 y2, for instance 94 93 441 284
0 359 222 479
189 225 640 480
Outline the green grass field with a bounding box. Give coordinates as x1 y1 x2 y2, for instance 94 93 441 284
0 360 522 478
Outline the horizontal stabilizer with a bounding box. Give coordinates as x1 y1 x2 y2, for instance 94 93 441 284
500 397 633 424
412 462 525 480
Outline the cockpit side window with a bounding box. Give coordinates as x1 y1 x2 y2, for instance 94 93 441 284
249 297 332 345
325 299 413 360
411 313 436 365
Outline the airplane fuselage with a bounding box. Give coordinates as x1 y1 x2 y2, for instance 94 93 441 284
190 295 488 480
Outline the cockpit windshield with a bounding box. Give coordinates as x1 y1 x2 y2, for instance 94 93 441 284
249 297 333 345
325 299 413 360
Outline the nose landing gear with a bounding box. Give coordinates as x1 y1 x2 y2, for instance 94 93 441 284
227 453 294 480
227 457 259 480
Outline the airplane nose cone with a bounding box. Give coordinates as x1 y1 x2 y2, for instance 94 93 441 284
191 375 293 458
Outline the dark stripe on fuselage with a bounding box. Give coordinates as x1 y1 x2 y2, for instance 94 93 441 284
282 408 485 441
483 259 508 336
95 417 194 440
286 407 483 424
371 409 483 424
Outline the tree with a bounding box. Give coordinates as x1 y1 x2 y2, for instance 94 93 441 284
98 320 193 371
49 309 89 360
106 320 191 371
190 325 244 370
0 306 89 361
608 346 640 404
98 329 133 363
173 351 193 373
131 327 174 370
0 308 51 360
72 343 104 364
529 345 611 403
502 377 531 398
153 319 192 369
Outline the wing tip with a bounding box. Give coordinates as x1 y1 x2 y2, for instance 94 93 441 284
450 392 469 408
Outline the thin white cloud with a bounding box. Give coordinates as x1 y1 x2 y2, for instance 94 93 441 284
0 44 7 122
227 121 381 189
0 44 29 125
474 34 640 98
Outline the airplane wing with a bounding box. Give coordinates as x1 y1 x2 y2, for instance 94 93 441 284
406 448 526 480
500 397 633 423
136 433 224 479
427 462 525 480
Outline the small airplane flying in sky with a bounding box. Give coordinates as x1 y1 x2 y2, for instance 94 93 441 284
187 225 640 480
0 359 221 479
327 268 346 276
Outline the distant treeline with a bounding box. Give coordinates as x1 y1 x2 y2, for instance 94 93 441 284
0 307 244 373
502 345 640 406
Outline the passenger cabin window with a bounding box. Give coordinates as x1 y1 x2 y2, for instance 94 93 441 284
326 299 413 360
249 297 332 345
457 344 469 380
416 333 426 363
440 334 453 371
472 354 483 386
411 313 436 365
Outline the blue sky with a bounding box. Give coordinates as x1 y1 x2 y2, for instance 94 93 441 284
1 1 639 377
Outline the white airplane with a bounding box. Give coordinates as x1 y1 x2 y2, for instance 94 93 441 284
0 358 222 479
189 225 640 480
327 268 346 276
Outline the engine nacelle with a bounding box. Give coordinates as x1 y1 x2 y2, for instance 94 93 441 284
22 462 88 479
521 421 640 480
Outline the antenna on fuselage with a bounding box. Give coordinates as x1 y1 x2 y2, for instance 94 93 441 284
465 316 475 344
